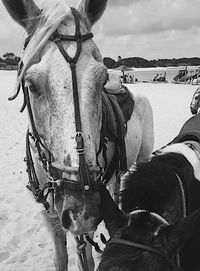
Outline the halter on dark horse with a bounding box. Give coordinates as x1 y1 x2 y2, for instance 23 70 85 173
107 210 183 271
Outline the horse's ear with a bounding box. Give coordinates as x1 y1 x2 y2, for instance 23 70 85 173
159 209 200 256
99 185 126 236
2 0 41 34
77 0 108 26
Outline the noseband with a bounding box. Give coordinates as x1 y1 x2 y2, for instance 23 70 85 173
9 7 103 210
108 211 182 271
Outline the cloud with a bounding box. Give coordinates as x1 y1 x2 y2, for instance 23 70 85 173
94 26 200 60
108 0 136 7
1 0 200 60
102 0 200 36
92 0 200 59
0 2 25 56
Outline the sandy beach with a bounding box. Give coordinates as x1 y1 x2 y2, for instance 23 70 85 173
0 71 198 270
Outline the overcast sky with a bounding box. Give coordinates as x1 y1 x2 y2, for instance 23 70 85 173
1 0 200 60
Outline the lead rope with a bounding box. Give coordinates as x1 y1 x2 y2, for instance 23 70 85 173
75 236 89 271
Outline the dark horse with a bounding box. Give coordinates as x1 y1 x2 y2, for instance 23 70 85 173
98 113 200 271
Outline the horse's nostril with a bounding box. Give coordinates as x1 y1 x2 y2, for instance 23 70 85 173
62 210 72 229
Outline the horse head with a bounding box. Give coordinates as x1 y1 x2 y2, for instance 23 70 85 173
3 0 108 235
99 209 200 271
99 153 200 271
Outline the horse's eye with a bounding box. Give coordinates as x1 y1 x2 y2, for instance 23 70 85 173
26 82 40 96
28 84 37 92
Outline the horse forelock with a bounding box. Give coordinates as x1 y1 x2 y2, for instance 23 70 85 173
17 0 73 86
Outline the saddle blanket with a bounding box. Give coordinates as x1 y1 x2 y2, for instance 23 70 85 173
161 114 200 215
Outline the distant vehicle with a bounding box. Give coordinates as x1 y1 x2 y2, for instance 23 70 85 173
153 72 167 83
171 67 200 84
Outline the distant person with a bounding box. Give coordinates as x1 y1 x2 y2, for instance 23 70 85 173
126 73 130 83
182 67 188 77
178 69 187 79
185 66 188 74
158 74 163 81
124 74 128 83
158 72 166 82
153 74 159 81
162 72 166 81
129 74 134 83
119 75 123 83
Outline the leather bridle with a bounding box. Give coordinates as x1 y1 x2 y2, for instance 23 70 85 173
9 7 107 210
46 7 98 193
108 211 183 271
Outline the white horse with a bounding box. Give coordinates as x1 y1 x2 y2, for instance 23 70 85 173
3 0 154 270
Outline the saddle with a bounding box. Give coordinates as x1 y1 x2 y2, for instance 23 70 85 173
172 114 200 144
102 85 134 140
154 114 200 215
101 85 134 175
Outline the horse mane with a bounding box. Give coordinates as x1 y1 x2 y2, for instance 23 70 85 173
120 152 194 214
17 0 73 87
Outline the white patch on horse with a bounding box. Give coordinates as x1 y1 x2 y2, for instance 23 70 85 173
162 143 200 181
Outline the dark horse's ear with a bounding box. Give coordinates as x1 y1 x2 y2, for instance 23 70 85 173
159 209 200 257
99 185 126 236
78 0 108 26
2 0 41 34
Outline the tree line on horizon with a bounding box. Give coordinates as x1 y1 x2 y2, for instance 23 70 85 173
1 52 200 70
103 56 200 69
0 52 20 69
